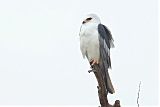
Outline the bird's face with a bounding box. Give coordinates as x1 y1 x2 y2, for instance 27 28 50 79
82 17 93 24
82 14 101 25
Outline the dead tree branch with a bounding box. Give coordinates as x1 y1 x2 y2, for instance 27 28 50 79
89 64 120 107
137 81 141 107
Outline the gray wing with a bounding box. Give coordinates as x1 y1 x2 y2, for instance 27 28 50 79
98 24 114 68
98 24 114 49
98 24 115 94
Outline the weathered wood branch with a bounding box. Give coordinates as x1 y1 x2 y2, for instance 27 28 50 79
137 81 141 107
89 64 120 107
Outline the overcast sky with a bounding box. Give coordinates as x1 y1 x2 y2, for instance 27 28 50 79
0 0 158 106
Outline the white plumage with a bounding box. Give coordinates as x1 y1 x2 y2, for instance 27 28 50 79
79 14 101 63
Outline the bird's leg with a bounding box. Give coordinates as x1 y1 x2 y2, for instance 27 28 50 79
88 59 98 73
91 59 99 65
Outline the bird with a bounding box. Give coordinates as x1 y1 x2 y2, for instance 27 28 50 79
79 14 115 94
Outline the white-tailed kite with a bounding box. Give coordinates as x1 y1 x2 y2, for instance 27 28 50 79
79 14 115 94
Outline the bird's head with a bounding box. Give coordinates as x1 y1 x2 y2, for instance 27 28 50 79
82 14 101 25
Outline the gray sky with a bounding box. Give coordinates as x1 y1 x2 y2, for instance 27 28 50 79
0 0 158 106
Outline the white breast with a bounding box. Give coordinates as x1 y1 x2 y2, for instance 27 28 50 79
79 24 100 62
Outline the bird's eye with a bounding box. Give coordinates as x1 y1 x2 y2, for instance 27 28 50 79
86 17 92 21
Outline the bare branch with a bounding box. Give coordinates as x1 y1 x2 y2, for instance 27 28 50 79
89 64 120 107
137 81 141 107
